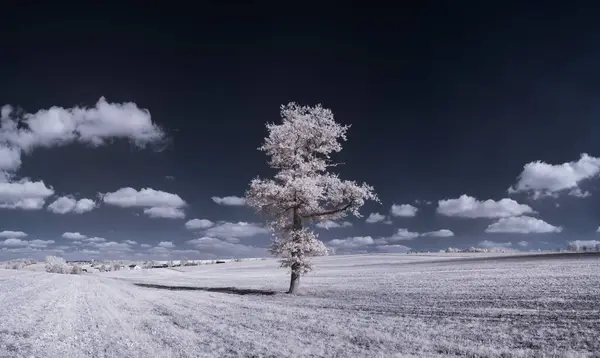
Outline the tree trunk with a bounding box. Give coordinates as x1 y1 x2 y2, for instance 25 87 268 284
288 208 302 294
288 265 300 294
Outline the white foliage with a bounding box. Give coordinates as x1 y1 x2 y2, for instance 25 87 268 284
246 103 378 275
44 255 74 274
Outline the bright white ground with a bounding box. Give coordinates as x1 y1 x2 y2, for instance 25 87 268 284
0 253 599 357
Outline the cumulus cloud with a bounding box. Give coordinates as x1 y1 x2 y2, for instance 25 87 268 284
0 145 21 175
366 212 387 224
0 238 29 247
328 236 374 248
479 240 513 248
186 237 267 258
1 97 164 151
568 188 591 198
211 196 246 206
485 216 562 234
437 195 534 218
143 206 185 219
28 239 55 248
158 241 175 248
62 232 86 240
517 241 529 247
0 238 54 250
422 229 455 237
0 179 54 210
140 244 151 248
509 153 600 199
204 221 271 239
91 241 132 252
0 230 27 238
0 98 164 190
387 228 420 241
315 220 353 229
86 237 106 243
123 240 137 245
47 196 97 214
101 187 186 218
102 187 185 208
390 204 418 217
185 219 214 230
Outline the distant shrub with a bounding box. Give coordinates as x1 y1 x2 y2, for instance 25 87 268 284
234 258 243 262
45 256 73 274
71 264 83 275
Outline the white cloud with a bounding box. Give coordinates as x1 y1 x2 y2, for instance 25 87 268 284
86 237 106 243
186 237 267 258
0 230 27 238
437 195 534 218
204 221 271 239
485 216 562 234
185 219 214 230
78 249 100 255
62 232 86 240
0 98 164 186
376 244 411 253
1 97 164 151
0 238 54 249
47 196 97 214
140 244 151 248
509 153 600 199
390 204 418 217
422 229 454 237
517 241 529 247
123 240 137 245
479 240 513 248
568 188 591 198
315 220 353 229
28 239 55 248
0 145 21 174
211 196 246 206
91 241 131 252
158 241 175 248
414 199 432 205
0 238 28 247
143 206 185 219
365 212 386 224
0 179 54 210
102 187 186 209
328 236 374 248
387 228 420 241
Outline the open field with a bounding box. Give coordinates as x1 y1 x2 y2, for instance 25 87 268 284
1 253 599 357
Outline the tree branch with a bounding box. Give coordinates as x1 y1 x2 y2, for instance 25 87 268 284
300 201 354 219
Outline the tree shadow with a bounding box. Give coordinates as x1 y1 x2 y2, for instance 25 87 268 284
134 283 277 296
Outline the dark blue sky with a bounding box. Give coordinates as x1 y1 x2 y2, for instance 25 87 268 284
1 3 600 260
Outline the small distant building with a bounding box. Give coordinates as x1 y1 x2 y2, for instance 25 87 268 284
129 264 141 270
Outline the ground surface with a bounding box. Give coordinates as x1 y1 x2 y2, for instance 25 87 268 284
0 253 599 357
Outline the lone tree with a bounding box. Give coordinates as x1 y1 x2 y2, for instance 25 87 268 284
245 102 379 294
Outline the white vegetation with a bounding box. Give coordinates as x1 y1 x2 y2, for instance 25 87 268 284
246 102 378 294
567 241 600 252
3 258 37 270
44 256 83 274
